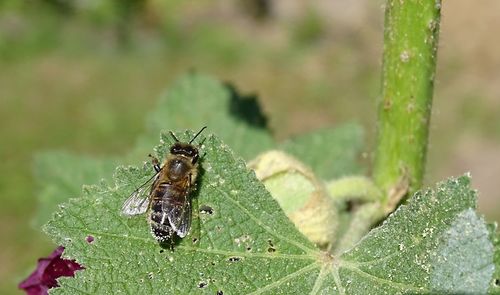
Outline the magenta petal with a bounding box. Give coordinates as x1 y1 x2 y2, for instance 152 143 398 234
18 284 49 295
86 235 94 243
19 246 84 295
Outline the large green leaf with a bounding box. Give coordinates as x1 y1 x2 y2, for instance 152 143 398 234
32 73 365 231
339 175 494 294
34 73 275 227
44 133 494 294
144 73 274 159
281 123 364 180
33 152 117 227
490 227 500 294
45 133 318 294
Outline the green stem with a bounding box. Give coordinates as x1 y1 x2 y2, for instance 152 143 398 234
373 0 441 200
334 202 383 255
326 176 382 203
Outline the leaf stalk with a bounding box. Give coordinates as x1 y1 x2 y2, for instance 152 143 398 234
373 0 442 200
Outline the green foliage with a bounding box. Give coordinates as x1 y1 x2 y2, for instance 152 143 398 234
291 9 326 47
33 152 118 227
490 226 500 293
44 132 495 293
281 124 364 180
33 73 272 227
341 175 494 294
33 74 364 229
0 8 62 60
33 73 497 293
144 73 274 160
44 133 317 294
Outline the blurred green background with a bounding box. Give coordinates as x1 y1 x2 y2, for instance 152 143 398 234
1 1 499 294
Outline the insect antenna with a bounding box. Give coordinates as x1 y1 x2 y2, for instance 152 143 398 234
189 126 207 144
169 131 180 142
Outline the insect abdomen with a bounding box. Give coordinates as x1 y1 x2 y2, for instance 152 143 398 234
149 198 173 242
150 223 173 243
149 181 190 242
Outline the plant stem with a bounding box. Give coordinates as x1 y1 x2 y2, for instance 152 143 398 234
373 0 441 200
326 176 382 203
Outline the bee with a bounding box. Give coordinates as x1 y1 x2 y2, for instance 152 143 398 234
121 127 206 243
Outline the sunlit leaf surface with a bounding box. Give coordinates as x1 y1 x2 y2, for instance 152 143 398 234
44 133 494 294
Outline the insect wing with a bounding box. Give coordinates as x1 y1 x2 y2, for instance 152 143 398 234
121 173 159 216
162 192 192 238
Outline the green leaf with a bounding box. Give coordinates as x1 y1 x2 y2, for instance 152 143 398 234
490 225 500 293
281 123 364 180
340 175 494 294
44 133 494 294
34 74 274 227
33 151 117 227
144 73 274 159
45 133 319 294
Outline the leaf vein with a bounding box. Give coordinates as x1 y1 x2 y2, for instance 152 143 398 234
341 262 428 292
59 227 317 261
330 265 344 295
247 263 319 295
218 187 316 254
309 265 328 295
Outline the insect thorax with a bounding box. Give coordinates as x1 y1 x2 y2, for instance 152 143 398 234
165 156 196 182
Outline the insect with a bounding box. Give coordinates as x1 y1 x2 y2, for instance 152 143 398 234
121 127 206 244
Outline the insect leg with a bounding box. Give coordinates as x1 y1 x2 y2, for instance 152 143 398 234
169 239 175 252
148 154 161 172
188 173 194 186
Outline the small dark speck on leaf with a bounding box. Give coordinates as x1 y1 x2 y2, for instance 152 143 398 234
159 249 164 254
18 246 84 295
246 247 252 251
217 291 224 295
199 205 214 215
192 237 198 244
198 281 208 288
86 235 94 243
495 278 500 286
228 256 242 262
267 239 276 252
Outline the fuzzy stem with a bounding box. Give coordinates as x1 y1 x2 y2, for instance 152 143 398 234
326 176 382 203
373 0 441 200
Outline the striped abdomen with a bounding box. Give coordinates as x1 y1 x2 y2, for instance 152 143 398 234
149 183 186 242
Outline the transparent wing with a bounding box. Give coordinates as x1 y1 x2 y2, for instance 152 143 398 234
121 187 150 216
162 189 192 238
121 172 159 216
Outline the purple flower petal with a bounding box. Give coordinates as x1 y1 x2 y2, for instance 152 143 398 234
19 246 84 295
86 235 94 243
